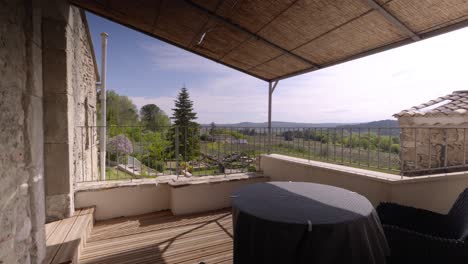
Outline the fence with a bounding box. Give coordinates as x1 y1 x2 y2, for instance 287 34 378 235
75 126 468 182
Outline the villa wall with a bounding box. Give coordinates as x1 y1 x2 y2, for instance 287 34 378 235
398 116 468 175
42 1 98 221
260 154 468 214
75 174 268 220
0 0 46 263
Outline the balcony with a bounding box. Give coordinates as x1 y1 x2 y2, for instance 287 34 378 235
48 126 468 263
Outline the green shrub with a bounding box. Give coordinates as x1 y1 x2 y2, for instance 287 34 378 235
390 144 400 154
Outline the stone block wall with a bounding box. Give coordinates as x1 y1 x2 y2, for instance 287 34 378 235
71 8 99 184
42 2 98 221
399 117 468 175
0 0 46 263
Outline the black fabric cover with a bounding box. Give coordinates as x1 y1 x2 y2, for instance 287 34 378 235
231 182 389 264
377 188 468 261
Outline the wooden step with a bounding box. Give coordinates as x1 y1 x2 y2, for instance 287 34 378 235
45 207 95 264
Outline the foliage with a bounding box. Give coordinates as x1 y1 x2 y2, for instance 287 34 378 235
140 104 170 132
108 126 142 141
139 131 169 172
239 128 256 136
390 144 400 154
98 90 139 126
171 87 198 127
280 129 401 154
108 134 133 155
200 134 210 141
283 131 294 141
215 129 245 139
169 87 200 161
210 122 216 136
180 162 193 173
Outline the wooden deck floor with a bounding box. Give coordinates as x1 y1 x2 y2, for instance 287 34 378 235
79 209 233 264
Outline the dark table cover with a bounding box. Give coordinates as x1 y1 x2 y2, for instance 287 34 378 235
231 182 389 264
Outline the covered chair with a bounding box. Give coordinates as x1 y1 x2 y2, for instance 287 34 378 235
377 188 468 260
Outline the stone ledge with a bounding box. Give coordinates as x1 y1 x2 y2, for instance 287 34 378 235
168 173 267 188
75 173 267 192
262 154 468 185
264 154 405 182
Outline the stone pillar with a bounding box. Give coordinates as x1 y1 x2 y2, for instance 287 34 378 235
0 0 46 263
42 1 75 221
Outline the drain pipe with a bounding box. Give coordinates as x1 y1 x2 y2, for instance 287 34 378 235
100 32 108 181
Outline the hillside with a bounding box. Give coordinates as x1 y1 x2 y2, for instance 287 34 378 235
337 119 398 129
203 120 398 128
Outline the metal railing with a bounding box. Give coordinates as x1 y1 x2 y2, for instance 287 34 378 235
75 126 468 182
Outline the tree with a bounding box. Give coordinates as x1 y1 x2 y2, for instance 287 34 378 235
170 87 199 161
140 104 170 132
107 134 133 163
97 90 139 126
209 122 216 136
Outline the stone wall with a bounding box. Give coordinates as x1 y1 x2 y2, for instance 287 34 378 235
42 2 98 221
399 117 468 175
0 0 46 263
70 8 99 185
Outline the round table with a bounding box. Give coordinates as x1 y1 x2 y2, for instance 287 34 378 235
231 182 389 264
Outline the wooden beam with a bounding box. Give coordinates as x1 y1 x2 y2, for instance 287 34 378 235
366 0 420 41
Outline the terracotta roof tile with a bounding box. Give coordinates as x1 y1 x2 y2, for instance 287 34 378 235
394 90 468 117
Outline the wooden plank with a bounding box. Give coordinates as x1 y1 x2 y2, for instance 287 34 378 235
79 210 234 264
90 214 231 241
81 225 233 260
82 220 233 256
81 236 232 264
52 214 89 264
44 208 96 264
45 220 61 242
89 211 231 242
78 207 95 216
45 216 78 264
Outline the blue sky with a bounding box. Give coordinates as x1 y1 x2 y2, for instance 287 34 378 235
87 12 468 124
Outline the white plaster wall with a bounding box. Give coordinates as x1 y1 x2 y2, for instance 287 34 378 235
75 184 170 220
391 174 468 214
170 177 267 215
260 154 394 206
260 154 468 214
74 175 267 220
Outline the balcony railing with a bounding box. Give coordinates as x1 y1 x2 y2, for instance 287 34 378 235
75 126 468 182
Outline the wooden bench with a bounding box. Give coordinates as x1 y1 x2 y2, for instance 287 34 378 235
45 207 95 264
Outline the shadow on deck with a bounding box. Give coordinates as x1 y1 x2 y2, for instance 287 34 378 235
79 209 233 264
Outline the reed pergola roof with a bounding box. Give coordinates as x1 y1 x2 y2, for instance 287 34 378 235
70 0 468 82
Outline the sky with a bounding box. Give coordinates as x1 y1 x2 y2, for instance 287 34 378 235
86 12 468 124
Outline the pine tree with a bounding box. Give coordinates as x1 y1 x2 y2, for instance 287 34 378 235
170 87 199 162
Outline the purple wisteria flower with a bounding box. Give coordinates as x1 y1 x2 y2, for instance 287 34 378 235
107 134 133 155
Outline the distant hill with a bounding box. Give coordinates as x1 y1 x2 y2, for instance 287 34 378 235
337 119 399 136
202 121 351 128
337 119 398 129
203 120 398 128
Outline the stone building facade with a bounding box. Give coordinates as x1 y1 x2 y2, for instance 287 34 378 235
43 2 99 222
1 1 46 263
395 91 468 176
0 0 98 263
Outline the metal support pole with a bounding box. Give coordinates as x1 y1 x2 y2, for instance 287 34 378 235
268 81 279 154
99 32 108 181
